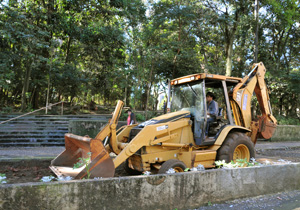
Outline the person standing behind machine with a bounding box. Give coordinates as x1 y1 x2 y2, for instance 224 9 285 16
205 92 218 138
126 109 137 125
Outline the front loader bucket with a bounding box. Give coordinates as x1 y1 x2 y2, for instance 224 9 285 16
50 133 115 179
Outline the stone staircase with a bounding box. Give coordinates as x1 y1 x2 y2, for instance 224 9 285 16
0 114 111 147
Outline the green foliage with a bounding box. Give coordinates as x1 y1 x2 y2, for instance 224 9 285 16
215 159 260 168
0 173 7 184
0 107 13 114
0 0 299 119
135 113 146 122
119 110 128 121
275 115 300 125
73 152 92 179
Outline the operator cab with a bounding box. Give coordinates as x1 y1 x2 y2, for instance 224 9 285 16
170 74 241 145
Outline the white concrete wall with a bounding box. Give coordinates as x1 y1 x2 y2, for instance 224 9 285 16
1 163 300 210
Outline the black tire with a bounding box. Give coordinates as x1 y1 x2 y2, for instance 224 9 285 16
124 159 142 175
217 132 255 163
158 159 187 174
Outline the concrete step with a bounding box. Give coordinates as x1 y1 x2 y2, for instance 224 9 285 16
0 114 110 120
0 133 66 138
0 126 69 130
1 121 69 125
0 142 64 147
0 129 67 133
0 137 64 142
1 118 107 122
0 125 69 129
0 133 67 138
0 114 110 147
0 127 68 131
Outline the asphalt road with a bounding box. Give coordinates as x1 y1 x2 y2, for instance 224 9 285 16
1 141 300 160
194 190 300 210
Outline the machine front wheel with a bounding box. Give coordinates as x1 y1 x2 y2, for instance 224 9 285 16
124 159 142 175
158 159 187 174
217 132 255 163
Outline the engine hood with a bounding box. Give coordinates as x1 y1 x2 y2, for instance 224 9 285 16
137 110 190 128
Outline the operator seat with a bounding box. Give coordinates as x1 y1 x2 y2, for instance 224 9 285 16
208 107 223 135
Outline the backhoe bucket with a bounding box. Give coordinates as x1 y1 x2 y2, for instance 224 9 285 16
50 133 115 179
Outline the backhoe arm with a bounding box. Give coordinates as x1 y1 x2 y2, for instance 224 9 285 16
230 62 277 144
93 100 124 156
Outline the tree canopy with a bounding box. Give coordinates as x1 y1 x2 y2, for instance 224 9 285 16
0 0 299 122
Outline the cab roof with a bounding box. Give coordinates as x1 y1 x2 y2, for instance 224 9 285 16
171 73 242 87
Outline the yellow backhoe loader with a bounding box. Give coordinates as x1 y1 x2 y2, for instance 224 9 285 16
50 62 277 178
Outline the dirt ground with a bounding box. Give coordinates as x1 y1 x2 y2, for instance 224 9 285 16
256 147 300 162
1 147 300 184
0 159 128 184
0 159 55 184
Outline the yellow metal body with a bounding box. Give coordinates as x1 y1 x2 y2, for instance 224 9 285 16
114 118 251 171
50 62 277 178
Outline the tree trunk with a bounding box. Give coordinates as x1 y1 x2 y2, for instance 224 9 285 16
21 60 32 111
254 0 259 62
0 87 3 106
124 75 128 107
279 95 283 115
172 9 182 79
223 5 241 77
225 38 234 76
65 36 72 63
145 60 154 119
33 88 40 109
290 94 297 117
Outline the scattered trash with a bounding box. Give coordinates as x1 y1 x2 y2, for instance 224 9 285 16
277 159 292 164
223 164 235 169
93 177 102 180
40 176 55 182
143 171 151 175
56 176 73 181
185 165 205 172
196 164 205 171
166 168 176 174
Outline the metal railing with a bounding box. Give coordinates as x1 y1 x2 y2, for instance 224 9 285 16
0 101 65 125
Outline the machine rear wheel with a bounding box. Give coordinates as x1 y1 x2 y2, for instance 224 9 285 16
158 159 187 174
217 132 255 163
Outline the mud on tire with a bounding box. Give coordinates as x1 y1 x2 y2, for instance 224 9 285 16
216 132 255 163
